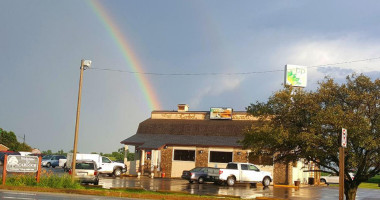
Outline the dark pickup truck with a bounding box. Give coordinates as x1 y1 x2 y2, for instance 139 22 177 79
181 167 220 184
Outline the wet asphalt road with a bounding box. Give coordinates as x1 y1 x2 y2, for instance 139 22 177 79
99 176 380 199
5 167 380 199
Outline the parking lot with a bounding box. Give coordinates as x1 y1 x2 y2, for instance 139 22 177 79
98 176 380 200
4 167 380 199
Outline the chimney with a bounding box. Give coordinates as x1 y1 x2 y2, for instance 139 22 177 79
177 104 189 112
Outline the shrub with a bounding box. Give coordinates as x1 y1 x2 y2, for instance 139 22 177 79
6 171 83 189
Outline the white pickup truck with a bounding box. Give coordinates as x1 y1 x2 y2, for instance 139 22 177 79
65 153 127 177
320 172 355 185
219 162 272 187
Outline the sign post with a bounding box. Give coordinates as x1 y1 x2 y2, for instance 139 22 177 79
339 128 347 200
36 156 42 183
2 154 7 185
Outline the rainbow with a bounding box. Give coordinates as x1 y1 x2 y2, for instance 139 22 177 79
87 0 160 111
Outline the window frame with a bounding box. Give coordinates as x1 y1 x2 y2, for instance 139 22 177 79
173 149 196 162
209 151 233 163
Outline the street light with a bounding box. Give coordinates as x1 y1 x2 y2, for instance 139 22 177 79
72 59 91 178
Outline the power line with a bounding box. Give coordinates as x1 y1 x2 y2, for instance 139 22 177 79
308 56 380 68
88 56 380 76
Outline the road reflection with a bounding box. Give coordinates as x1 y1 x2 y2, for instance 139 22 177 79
98 177 379 199
100 177 281 199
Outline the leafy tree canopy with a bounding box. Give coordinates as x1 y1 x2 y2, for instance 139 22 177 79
241 74 379 200
0 128 32 151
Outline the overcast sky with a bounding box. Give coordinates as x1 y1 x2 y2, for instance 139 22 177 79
1 0 380 154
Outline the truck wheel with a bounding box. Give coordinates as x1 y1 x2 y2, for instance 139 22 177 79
47 163 51 168
227 176 235 186
113 168 122 177
262 177 271 187
198 177 205 184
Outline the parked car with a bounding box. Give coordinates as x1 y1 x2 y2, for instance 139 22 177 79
65 153 126 177
218 162 273 187
320 172 355 185
69 160 100 185
0 151 20 166
181 167 220 184
41 155 66 168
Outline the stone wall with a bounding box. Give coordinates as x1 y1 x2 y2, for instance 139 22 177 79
160 147 173 178
195 147 208 167
273 162 293 185
233 150 248 162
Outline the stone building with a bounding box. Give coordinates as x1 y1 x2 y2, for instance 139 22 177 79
121 104 315 185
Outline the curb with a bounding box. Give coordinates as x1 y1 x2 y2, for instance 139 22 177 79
256 197 286 200
110 187 146 191
273 184 299 189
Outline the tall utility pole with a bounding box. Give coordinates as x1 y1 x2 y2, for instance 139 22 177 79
71 59 91 178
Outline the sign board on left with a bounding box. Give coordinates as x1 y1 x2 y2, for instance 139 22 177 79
6 155 39 172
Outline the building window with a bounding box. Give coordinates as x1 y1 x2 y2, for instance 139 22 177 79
248 152 273 165
173 150 195 161
209 151 232 163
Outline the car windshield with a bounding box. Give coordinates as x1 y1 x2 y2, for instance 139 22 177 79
76 162 95 170
190 168 202 172
42 155 52 160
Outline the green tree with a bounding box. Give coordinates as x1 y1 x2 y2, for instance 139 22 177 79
42 150 53 155
55 149 67 156
0 128 19 151
0 128 32 151
241 74 380 200
18 143 32 151
126 150 135 161
111 151 124 161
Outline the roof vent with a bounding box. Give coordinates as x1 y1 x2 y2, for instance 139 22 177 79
177 104 189 112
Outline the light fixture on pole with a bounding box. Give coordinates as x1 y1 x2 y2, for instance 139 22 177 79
71 59 91 178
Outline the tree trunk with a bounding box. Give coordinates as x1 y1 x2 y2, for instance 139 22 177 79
344 181 358 200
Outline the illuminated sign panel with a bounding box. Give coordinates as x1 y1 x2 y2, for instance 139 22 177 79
285 64 307 87
210 107 232 120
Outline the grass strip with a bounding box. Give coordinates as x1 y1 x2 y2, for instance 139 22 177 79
0 185 240 200
327 183 379 189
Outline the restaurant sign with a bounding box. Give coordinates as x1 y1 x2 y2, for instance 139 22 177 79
284 64 307 87
6 155 39 172
210 107 233 120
